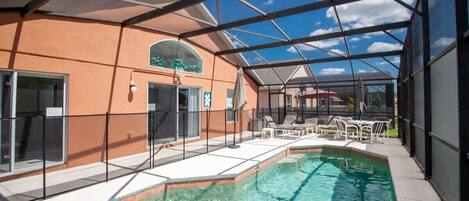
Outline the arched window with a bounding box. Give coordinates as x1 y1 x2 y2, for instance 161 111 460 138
149 40 202 73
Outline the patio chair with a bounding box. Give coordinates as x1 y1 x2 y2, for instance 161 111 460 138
262 116 277 138
317 115 338 135
374 117 392 138
361 121 387 143
385 119 393 138
335 119 359 141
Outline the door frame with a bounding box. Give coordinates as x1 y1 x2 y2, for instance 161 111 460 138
147 82 178 145
0 70 68 177
146 82 201 144
176 86 201 141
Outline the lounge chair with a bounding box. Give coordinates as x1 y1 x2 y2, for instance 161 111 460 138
335 119 359 141
286 117 319 136
261 116 278 138
361 121 387 143
302 117 318 135
317 115 338 135
263 115 302 137
282 114 297 127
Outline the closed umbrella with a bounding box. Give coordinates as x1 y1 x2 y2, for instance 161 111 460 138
229 68 247 148
232 68 247 112
357 79 367 117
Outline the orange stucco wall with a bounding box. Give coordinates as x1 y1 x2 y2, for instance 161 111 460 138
0 12 258 172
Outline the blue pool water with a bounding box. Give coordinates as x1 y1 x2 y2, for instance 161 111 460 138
147 151 396 201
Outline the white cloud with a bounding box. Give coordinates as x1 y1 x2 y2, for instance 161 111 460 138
228 34 245 48
362 35 372 39
232 40 244 48
360 32 386 40
306 28 342 51
376 61 388 65
286 44 315 53
392 57 400 64
309 39 342 48
367 42 403 52
326 0 413 28
308 38 342 49
365 31 385 37
328 49 347 56
431 37 455 48
309 27 338 36
357 69 377 73
286 38 342 53
315 21 321 25
376 56 401 66
357 69 368 73
263 0 274 6
350 37 360 42
320 68 345 75
286 46 296 53
250 57 264 63
286 27 344 53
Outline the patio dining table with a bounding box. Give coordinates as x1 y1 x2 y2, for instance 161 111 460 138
347 120 374 141
348 120 373 127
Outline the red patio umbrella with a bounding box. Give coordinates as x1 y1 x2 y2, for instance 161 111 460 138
299 89 337 99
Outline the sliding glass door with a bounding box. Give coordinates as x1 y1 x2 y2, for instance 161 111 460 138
148 84 200 144
148 84 177 144
0 72 12 173
178 87 200 138
14 74 65 171
0 71 66 175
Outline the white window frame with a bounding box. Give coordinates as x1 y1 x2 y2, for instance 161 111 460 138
148 39 204 75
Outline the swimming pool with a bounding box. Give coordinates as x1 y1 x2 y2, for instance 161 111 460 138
146 151 396 201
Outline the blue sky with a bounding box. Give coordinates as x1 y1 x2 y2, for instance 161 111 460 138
203 0 415 79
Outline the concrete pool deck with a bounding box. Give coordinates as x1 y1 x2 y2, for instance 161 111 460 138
4 135 440 201
0 132 258 201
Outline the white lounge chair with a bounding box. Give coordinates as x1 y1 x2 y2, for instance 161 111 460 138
263 115 302 137
302 117 318 135
291 117 319 136
317 115 338 136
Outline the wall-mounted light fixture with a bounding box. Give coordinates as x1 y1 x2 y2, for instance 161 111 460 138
130 80 138 93
130 70 137 93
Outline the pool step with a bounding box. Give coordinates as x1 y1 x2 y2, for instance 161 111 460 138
276 154 304 163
